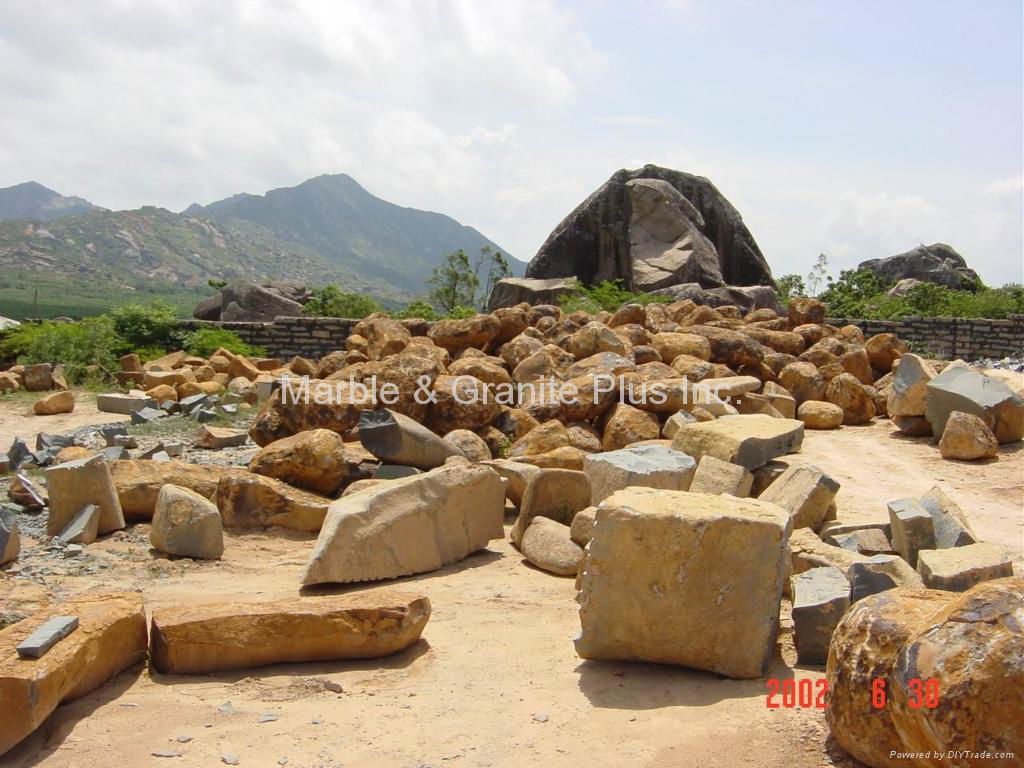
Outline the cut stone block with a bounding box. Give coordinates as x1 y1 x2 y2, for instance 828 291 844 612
820 520 892 543
916 544 1013 591
1 508 20 565
916 486 977 548
670 414 803 470
57 504 100 545
15 616 79 659
95 393 155 414
830 529 892 556
194 425 248 449
887 498 936 567
849 554 924 602
151 485 224 560
359 408 463 469
575 488 792 679
511 468 591 547
887 354 936 417
661 409 697 439
790 566 850 665
757 464 839 529
788 528 868 583
521 517 583 576
150 593 430 675
215 470 331 532
570 506 598 547
130 406 165 424
0 593 147 756
582 444 696 506
688 455 753 497
45 454 124 537
110 460 229 520
925 365 1024 444
302 463 505 585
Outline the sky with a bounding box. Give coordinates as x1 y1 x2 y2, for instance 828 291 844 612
1 0 1022 285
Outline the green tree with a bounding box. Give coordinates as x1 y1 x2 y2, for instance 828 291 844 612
304 285 382 318
427 246 512 313
775 274 806 306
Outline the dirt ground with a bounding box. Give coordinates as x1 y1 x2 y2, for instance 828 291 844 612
0 392 130 449
1 398 1022 768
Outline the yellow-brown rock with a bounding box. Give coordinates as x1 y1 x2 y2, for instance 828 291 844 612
215 469 332 531
32 390 74 415
248 428 350 495
110 460 230 519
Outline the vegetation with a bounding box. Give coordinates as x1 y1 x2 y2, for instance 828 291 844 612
426 246 511 313
108 300 181 350
304 284 382 319
392 300 443 321
182 327 265 358
559 280 671 314
0 316 122 383
774 274 806 307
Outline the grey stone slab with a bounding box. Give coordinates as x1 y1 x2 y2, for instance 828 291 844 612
791 566 850 665
131 407 165 424
916 544 1013 591
36 433 75 451
15 615 79 658
7 438 31 470
887 498 936 567
850 554 924 602
58 503 100 545
1 507 20 565
101 446 129 461
830 529 893 556
916 486 978 549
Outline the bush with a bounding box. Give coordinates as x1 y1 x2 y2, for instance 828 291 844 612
0 317 122 383
775 274 806 308
559 280 671 313
304 285 382 318
392 299 443 321
108 301 181 352
182 327 265 358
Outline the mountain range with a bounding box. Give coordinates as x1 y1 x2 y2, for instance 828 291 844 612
0 175 518 318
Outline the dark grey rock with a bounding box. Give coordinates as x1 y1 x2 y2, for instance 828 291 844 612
830 529 892 556
790 566 850 665
925 365 1024 444
916 486 978 548
487 277 579 310
849 554 923 602
100 424 130 446
36 433 75 451
15 615 79 658
1 507 19 565
887 498 936 567
372 464 423 480
131 407 165 424
193 408 218 423
58 504 100 545
217 280 304 322
858 243 980 290
360 408 464 470
8 438 31 470
102 446 129 461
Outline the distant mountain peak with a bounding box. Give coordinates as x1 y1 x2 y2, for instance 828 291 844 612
0 181 103 222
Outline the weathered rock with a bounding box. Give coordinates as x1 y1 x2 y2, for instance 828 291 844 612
858 243 981 290
511 468 591 547
887 498 936 567
797 400 843 430
428 315 500 351
661 409 698 438
110 460 228 519
864 332 908 373
892 414 933 436
216 470 331 532
359 317 411 359
509 419 570 458
249 383 373 446
32 391 74 416
0 593 147 756
194 425 248 450
569 506 598 547
825 373 876 425
248 428 350 495
582 444 696 505
830 529 892 556
359 409 463 470
215 280 304 322
45 455 124 537
778 362 825 406
0 508 19 565
916 544 1013 591
525 164 773 289
787 298 826 327
650 332 712 364
926 365 1024 444
8 473 46 509
575 488 792 678
938 410 999 460
22 363 53 392
151 484 224 560
758 464 839 530
670 414 803 470
149 593 430 674
444 429 491 462
789 528 869 583
487 277 578 310
916 486 977 548
886 578 1024 763
57 504 100 545
424 375 501 434
302 463 505 585
513 445 587 470
686 325 763 368
521 517 583 576
791 566 850 665
825 587 953 767
886 353 936 417
601 402 660 451
687 455 753 497
482 459 541 507
760 381 796 419
849 555 924 602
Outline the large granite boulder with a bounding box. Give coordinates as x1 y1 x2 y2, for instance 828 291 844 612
487 277 579 310
858 243 981 290
194 280 308 321
925 365 1024 444
649 282 784 315
525 164 774 290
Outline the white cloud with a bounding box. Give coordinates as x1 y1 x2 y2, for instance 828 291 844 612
597 116 677 127
984 175 1024 198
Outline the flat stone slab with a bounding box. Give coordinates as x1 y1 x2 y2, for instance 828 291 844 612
916 486 977 548
916 544 1013 591
149 593 430 674
582 444 696 505
670 414 803 470
0 508 19 566
925 365 1024 444
849 554 924 603
758 464 839 530
15 616 79 659
791 566 850 665
887 498 936 567
95 393 155 415
57 504 100 545
688 455 753 497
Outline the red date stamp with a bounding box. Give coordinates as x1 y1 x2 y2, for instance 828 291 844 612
766 678 940 709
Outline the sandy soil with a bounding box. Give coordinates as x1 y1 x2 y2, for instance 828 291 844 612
0 392 129 450
1 404 1021 767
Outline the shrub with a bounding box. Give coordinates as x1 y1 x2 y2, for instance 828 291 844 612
392 300 443 321
182 327 265 358
304 285 382 318
108 301 181 352
775 274 806 308
559 280 671 313
0 317 122 383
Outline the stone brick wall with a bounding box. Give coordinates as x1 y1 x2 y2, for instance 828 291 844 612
180 313 1024 362
828 315 1024 360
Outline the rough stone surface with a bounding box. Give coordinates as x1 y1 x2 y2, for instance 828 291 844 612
687 455 753 497
916 486 977 549
925 365 1024 444
797 400 843 430
487 277 578 310
0 593 147 756
512 468 591 547
887 498 936 567
57 503 100 545
45 455 124 537
110 460 228 520
886 353 936 417
1 508 20 566
194 425 248 449
575 488 792 679
758 464 839 530
824 373 876 425
216 470 332 532
849 555 925 603
582 444 696 505
249 384 372 446
791 566 850 666
248 428 350 495
359 408 463 470
150 593 431 674
916 544 1013 591
569 506 598 547
670 414 803 470
151 484 224 560
937 410 999 460
32 390 74 416
302 463 505 585
858 243 981 290
521 517 583 576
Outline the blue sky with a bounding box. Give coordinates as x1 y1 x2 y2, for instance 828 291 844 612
1 0 1021 284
